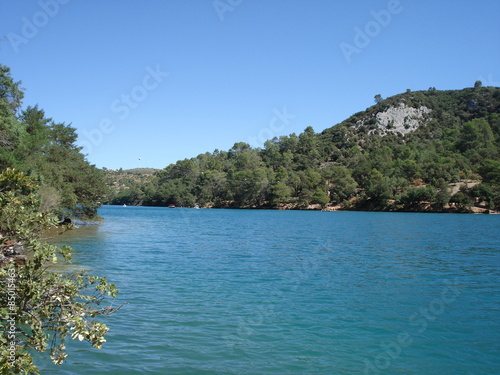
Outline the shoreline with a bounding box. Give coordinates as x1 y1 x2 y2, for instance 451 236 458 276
107 203 499 214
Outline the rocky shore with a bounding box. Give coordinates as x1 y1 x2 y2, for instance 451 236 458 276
0 235 27 267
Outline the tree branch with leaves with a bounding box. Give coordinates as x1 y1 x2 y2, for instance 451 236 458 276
0 168 121 374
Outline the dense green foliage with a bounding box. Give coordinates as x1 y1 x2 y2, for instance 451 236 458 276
0 65 107 220
108 86 500 212
0 169 119 374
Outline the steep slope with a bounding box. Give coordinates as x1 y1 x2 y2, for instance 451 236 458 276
319 87 500 151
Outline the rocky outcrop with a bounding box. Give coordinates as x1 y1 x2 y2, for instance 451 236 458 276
356 102 432 136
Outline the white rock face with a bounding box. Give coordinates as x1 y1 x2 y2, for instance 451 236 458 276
358 103 432 136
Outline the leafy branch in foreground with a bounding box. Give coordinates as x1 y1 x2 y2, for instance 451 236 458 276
0 168 121 374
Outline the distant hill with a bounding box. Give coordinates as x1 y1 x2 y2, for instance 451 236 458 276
122 168 158 175
104 168 158 205
105 86 500 213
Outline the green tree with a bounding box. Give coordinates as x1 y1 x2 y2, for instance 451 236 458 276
449 191 472 209
320 164 358 203
269 181 293 208
458 118 495 155
0 66 23 113
29 122 108 219
295 127 321 169
311 188 329 208
197 170 228 205
365 169 394 209
229 167 270 207
0 66 25 169
432 179 451 210
479 159 500 184
470 183 497 209
0 169 120 374
399 186 437 208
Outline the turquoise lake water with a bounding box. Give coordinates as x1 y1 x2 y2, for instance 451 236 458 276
38 206 500 374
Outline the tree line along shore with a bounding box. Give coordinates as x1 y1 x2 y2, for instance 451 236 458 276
105 85 500 214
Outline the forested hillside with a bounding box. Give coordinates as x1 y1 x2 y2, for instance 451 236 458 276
107 85 500 212
0 65 107 220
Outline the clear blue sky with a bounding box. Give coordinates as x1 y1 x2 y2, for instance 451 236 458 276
2 0 499 170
